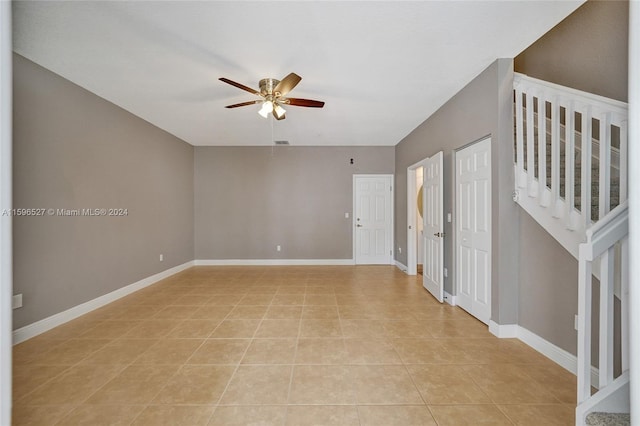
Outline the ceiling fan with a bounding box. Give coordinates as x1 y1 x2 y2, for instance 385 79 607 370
219 72 325 120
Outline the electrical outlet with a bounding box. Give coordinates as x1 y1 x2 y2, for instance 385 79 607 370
276 245 281 252
398 247 402 253
444 268 448 278
574 314 578 330
345 212 349 219
159 254 164 262
447 212 452 223
13 294 23 309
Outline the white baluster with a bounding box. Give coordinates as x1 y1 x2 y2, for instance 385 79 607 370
565 102 576 229
551 99 562 217
526 92 536 197
577 248 592 404
621 236 629 372
599 247 615 388
538 94 548 206
581 107 592 225
515 87 525 188
619 119 628 204
599 112 612 218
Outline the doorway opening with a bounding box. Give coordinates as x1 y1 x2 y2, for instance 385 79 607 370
407 159 428 275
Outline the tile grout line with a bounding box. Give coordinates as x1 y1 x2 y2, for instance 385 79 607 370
204 272 275 423
401 359 439 425
12 362 73 407
335 280 364 426
492 403 522 426
36 333 139 422
201 274 263 425
13 302 164 415
282 276 308 426
463 364 519 425
131 284 243 426
13 267 575 425
52 337 167 424
76 305 208 425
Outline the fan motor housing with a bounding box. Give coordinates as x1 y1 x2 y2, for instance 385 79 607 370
259 78 280 96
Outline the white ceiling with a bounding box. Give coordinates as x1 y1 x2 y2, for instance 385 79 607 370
13 1 583 147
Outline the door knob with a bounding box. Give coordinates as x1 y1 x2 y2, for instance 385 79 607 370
357 224 363 227
434 232 445 237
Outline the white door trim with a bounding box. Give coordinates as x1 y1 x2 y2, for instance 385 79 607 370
352 174 394 265
629 0 640 412
0 1 12 424
407 158 429 275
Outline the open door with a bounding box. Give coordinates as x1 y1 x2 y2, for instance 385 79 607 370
422 151 444 302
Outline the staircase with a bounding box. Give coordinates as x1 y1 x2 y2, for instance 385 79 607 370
513 73 630 426
518 106 621 223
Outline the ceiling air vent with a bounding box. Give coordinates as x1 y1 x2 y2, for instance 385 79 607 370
274 140 290 145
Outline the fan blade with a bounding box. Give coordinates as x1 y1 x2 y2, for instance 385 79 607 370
273 110 286 120
273 73 301 97
219 77 261 95
224 100 262 108
284 98 325 108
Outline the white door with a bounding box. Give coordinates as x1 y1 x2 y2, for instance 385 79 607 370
456 138 491 324
422 152 444 302
354 175 393 264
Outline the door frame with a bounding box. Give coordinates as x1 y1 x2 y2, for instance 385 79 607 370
0 1 12 423
352 174 394 265
454 136 492 323
407 158 429 275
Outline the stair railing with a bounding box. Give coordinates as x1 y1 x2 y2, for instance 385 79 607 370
576 200 629 424
514 74 630 424
513 73 628 257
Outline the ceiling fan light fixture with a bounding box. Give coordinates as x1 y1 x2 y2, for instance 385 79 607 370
258 101 273 118
221 73 324 121
273 103 286 119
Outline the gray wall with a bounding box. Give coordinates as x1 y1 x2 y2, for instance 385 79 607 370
515 0 628 102
195 146 394 260
13 54 194 329
514 0 628 354
519 213 624 371
394 59 519 324
518 214 579 354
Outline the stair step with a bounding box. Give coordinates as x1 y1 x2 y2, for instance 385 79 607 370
585 412 630 426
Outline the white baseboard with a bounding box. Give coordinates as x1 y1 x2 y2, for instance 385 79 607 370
490 324 600 389
443 291 457 306
394 260 408 273
194 259 355 266
516 326 578 374
489 320 518 338
12 261 194 345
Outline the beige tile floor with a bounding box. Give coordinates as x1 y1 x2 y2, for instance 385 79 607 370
12 266 576 425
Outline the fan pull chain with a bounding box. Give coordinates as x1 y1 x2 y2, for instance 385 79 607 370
271 114 275 156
